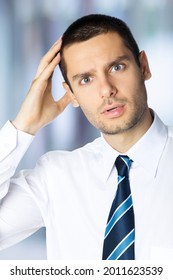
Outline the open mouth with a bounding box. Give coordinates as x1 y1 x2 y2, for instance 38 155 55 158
102 104 125 118
107 107 118 112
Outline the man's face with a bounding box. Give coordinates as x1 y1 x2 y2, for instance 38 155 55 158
63 32 151 136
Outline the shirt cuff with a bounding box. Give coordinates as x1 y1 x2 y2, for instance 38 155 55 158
0 121 34 162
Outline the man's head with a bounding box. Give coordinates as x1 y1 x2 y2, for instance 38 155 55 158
59 14 140 88
59 14 152 146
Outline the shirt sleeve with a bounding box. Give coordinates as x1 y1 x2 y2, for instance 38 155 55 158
0 121 34 198
0 121 44 250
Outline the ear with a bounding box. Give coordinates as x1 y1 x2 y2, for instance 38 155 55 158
139 51 152 81
62 82 80 108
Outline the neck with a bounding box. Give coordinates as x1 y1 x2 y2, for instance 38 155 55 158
102 108 153 153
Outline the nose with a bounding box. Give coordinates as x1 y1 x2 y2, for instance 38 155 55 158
99 75 117 98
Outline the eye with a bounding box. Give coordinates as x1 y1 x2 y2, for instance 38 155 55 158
80 76 92 85
111 64 125 72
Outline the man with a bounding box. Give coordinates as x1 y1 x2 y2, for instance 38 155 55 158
0 14 173 260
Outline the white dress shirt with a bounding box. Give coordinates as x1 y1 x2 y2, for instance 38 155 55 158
0 112 173 260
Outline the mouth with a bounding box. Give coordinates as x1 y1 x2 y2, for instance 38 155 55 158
102 103 124 113
101 104 125 118
106 106 119 112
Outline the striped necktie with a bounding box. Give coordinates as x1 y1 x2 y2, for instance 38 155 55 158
102 155 135 260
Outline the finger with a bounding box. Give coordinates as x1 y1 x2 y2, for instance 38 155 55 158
37 52 61 82
36 40 62 77
51 36 62 47
35 38 62 78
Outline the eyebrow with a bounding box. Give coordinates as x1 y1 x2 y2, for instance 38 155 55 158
71 55 131 82
72 71 94 82
106 55 131 69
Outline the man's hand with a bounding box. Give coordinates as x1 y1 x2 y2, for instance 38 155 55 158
12 37 71 135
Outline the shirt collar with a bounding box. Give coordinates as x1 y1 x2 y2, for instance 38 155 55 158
100 111 168 182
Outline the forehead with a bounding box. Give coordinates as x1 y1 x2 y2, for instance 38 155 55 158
63 32 132 77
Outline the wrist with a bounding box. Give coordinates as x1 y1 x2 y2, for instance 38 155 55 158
12 119 39 135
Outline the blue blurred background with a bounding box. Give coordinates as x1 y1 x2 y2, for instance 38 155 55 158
0 0 173 259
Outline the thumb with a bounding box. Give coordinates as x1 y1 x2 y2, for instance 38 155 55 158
56 92 71 115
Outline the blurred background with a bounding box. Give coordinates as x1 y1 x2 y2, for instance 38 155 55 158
0 0 173 259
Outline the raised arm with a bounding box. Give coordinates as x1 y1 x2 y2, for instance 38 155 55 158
0 38 71 250
13 37 71 135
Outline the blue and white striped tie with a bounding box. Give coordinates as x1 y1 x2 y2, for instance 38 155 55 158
102 155 135 260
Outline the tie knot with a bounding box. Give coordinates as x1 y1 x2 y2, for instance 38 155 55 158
115 155 132 177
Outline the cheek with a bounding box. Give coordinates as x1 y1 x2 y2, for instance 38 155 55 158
74 90 99 110
77 97 99 121
124 73 144 98
131 83 148 111
79 101 96 115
